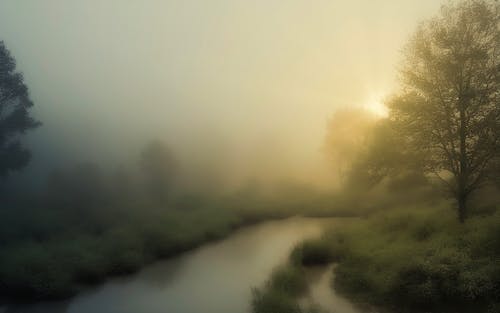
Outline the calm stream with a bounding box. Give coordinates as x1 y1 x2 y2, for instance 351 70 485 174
3 217 366 313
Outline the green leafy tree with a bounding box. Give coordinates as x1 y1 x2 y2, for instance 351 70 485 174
388 0 499 222
0 41 40 177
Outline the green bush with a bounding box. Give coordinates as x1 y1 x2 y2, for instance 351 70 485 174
0 243 75 300
252 264 329 313
267 265 308 296
251 288 302 313
290 239 335 266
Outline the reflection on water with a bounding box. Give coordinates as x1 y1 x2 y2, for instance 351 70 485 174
5 217 340 313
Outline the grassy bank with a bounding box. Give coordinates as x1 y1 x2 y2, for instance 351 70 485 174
0 183 344 304
251 229 342 313
251 263 328 313
0 206 244 302
286 199 500 313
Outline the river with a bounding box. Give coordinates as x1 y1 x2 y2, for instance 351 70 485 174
3 217 366 313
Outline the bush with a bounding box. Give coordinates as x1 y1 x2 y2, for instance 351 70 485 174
0 243 75 300
267 265 307 296
252 264 328 313
251 288 302 313
290 239 335 266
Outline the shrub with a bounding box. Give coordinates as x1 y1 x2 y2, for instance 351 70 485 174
251 288 302 313
290 239 335 266
267 265 307 296
0 243 75 300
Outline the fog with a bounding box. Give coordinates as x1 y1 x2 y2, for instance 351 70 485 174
0 0 441 190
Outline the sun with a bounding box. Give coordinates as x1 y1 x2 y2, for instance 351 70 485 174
364 95 389 117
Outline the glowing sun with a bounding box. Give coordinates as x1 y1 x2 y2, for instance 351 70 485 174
364 95 389 117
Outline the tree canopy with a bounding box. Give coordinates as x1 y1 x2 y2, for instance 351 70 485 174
0 41 40 177
387 0 500 221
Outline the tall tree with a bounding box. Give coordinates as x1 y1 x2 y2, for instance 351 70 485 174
388 0 499 222
0 41 40 177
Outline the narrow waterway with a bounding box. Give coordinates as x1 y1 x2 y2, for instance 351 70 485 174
3 217 366 313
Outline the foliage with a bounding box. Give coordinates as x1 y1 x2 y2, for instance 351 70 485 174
0 41 40 177
251 264 328 313
0 205 241 301
290 238 335 266
345 120 426 189
322 201 500 312
387 0 500 221
252 287 303 313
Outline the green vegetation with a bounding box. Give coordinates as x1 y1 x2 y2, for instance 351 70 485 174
252 221 343 313
251 264 326 313
253 189 500 313
0 177 343 303
289 238 336 267
328 202 500 312
0 41 40 177
271 197 500 313
0 206 238 301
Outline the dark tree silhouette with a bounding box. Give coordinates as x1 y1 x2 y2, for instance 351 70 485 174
0 41 40 177
388 0 499 222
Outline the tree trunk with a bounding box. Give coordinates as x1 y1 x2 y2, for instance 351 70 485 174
457 192 467 223
457 95 468 223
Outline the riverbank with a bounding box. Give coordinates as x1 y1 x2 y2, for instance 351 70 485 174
261 199 500 313
0 186 349 305
331 202 500 313
0 206 277 304
4 217 337 313
0 208 213 302
250 218 356 313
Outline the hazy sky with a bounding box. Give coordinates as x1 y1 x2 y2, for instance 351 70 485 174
0 0 443 188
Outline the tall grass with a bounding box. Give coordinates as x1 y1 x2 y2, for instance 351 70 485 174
251 264 328 313
263 197 500 313
322 201 500 312
0 206 241 301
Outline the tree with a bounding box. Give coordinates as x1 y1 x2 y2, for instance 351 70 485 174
140 141 177 203
388 0 499 222
323 108 377 182
0 41 40 177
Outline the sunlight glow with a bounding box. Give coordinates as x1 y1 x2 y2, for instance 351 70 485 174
364 96 389 117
